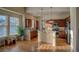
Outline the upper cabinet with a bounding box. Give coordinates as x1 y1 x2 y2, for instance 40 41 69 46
36 20 39 29
46 19 65 27
25 19 32 28
55 20 65 27
65 16 70 23
25 19 39 30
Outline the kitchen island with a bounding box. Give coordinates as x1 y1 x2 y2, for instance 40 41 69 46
38 30 56 46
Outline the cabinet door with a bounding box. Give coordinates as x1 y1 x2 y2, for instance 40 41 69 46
25 19 32 28
28 19 32 28
55 20 65 27
36 20 39 29
59 20 65 27
65 16 70 22
25 19 39 29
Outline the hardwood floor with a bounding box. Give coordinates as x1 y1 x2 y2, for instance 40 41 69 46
38 38 70 52
0 38 71 52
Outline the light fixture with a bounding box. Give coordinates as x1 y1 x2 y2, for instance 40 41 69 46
48 7 53 24
49 7 53 20
40 7 45 30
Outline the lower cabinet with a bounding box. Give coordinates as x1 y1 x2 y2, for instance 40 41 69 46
30 30 38 39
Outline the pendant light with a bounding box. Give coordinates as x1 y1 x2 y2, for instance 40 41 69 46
48 7 53 24
40 7 44 30
50 7 53 20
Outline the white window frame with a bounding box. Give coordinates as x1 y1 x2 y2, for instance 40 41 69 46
0 8 25 37
9 16 19 35
0 15 7 37
0 15 20 37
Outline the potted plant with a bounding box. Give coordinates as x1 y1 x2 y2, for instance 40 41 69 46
17 26 25 40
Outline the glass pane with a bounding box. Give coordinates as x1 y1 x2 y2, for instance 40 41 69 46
10 17 16 25
10 26 16 35
15 17 19 25
0 15 6 25
0 15 7 37
0 26 6 36
10 17 19 26
10 17 19 35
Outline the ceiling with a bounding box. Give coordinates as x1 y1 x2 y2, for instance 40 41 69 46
26 7 70 20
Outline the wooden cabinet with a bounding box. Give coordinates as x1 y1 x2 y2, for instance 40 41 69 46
25 19 39 29
36 20 39 29
54 20 65 27
59 31 66 38
25 19 39 39
46 19 66 39
46 19 65 27
25 19 32 28
65 16 70 23
28 19 32 28
30 30 37 39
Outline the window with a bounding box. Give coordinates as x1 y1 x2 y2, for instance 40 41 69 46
0 15 7 37
0 15 20 37
10 17 19 35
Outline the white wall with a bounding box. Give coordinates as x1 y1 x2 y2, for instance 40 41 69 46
70 7 79 52
70 8 77 51
75 8 79 52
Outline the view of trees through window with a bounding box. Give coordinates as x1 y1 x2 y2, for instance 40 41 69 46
10 17 19 35
0 15 19 37
0 15 7 37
